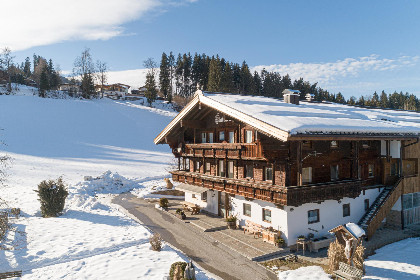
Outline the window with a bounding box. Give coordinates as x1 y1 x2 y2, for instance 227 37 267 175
364 199 370 211
201 132 207 143
262 208 272 223
331 165 339 181
229 131 235 143
228 161 234 178
308 209 319 224
205 162 211 174
208 132 214 143
201 191 207 201
243 203 251 217
343 203 350 217
219 131 225 142
368 164 374 177
218 160 225 177
302 167 312 184
245 164 254 178
330 140 338 148
403 193 413 210
245 130 253 143
195 161 201 172
192 194 196 198
265 167 273 181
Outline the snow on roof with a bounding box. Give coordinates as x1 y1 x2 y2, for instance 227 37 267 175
283 89 301 95
203 92 420 136
345 222 365 238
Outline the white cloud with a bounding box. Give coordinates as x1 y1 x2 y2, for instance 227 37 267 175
0 0 194 51
252 55 420 86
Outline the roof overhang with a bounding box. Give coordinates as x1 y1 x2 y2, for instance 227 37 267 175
154 90 290 144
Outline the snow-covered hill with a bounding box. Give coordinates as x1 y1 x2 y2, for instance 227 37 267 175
0 92 213 279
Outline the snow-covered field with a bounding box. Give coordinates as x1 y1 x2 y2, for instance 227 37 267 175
0 89 214 279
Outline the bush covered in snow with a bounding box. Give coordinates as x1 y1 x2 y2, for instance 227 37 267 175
150 232 163 251
36 178 68 217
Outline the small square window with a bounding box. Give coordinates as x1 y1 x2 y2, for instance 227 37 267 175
262 208 272 223
343 203 350 217
243 203 251 217
308 209 319 224
219 131 225 142
192 194 196 199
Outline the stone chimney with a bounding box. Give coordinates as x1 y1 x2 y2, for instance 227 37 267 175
282 89 300 105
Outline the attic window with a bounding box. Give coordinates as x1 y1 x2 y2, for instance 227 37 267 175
330 141 338 148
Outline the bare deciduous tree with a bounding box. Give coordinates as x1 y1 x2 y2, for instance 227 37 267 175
95 60 108 98
0 47 15 93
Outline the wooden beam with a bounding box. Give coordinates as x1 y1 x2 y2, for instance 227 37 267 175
182 119 206 129
297 141 303 186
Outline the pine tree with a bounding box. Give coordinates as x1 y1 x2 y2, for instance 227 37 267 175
23 57 31 77
159 52 170 100
239 61 253 94
175 54 183 96
220 62 234 93
39 67 49 97
336 92 346 104
145 72 158 106
81 72 95 99
182 53 192 96
207 56 222 92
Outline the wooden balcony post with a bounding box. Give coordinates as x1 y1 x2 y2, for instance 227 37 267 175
297 141 303 186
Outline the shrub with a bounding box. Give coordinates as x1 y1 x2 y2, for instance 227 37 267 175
226 216 237 223
150 232 163 251
169 261 187 280
0 211 8 240
36 178 68 217
159 198 169 209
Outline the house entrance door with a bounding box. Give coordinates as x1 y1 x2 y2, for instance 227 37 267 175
218 192 232 218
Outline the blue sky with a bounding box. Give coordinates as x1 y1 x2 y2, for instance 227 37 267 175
4 0 420 98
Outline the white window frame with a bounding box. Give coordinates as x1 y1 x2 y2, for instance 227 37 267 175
229 131 235 143
245 130 253 143
209 132 214 143
201 132 207 143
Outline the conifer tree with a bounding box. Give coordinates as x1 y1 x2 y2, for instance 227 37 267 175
23 57 31 77
379 90 388 108
220 62 234 93
239 61 253 94
159 52 170 100
39 67 49 97
144 58 158 106
207 56 222 92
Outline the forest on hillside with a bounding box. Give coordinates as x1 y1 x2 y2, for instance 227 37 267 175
157 52 420 112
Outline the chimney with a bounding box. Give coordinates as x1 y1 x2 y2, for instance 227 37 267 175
305 93 315 102
282 89 300 105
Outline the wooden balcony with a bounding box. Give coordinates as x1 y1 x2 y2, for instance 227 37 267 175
182 143 265 160
171 170 365 207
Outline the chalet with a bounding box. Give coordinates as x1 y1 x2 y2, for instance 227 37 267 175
59 83 80 93
154 90 420 246
97 83 130 98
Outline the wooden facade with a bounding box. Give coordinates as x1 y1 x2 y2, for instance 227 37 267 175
162 105 419 208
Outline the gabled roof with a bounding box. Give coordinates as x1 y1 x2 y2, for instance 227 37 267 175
154 90 420 144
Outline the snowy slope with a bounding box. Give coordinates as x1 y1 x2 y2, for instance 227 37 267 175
0 92 214 279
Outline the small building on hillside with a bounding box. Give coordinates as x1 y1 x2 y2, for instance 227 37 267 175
154 89 420 246
59 83 80 93
97 83 130 99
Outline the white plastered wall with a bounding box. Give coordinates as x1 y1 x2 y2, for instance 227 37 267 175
184 190 218 215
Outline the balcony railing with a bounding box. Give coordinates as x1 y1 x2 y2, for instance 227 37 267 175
171 170 366 207
182 143 264 160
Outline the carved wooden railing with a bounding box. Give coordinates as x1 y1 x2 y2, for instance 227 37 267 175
365 177 403 240
171 170 364 207
181 143 264 160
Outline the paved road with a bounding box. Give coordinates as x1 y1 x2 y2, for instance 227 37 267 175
113 193 277 280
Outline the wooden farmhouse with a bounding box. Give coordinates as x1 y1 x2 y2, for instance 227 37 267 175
154 89 420 245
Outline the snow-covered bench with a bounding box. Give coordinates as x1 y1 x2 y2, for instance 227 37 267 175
334 262 363 280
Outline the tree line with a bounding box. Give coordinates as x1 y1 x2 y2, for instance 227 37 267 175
157 51 420 112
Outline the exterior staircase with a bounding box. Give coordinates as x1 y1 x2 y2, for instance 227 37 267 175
358 177 403 240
